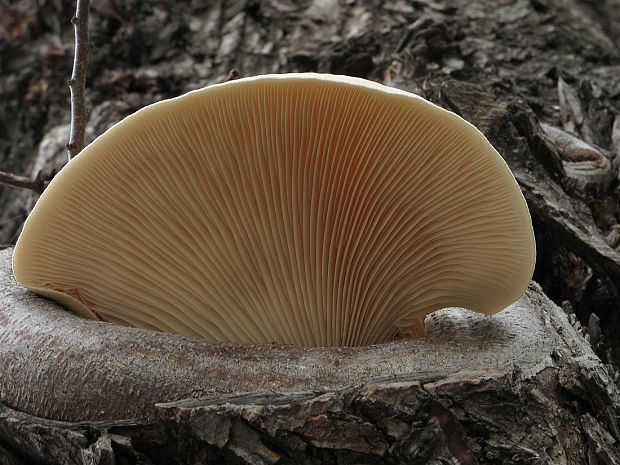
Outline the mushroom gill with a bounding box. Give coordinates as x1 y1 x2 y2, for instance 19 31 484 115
13 73 535 347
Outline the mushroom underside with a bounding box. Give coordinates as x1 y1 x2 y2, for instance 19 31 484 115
12 74 535 347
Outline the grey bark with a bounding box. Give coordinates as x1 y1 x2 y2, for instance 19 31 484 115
0 246 557 423
1 247 620 464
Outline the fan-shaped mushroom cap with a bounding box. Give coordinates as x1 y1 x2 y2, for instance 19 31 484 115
13 73 535 347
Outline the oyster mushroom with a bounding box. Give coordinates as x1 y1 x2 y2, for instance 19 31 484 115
13 73 535 347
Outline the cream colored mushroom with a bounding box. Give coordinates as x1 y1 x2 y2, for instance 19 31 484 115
13 73 535 347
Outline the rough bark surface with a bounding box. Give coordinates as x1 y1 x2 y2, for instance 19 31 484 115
2 0 620 463
0 246 555 423
1 248 620 464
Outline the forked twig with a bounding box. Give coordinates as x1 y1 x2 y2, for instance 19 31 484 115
0 171 48 195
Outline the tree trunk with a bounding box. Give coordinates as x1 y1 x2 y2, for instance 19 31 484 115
2 0 620 463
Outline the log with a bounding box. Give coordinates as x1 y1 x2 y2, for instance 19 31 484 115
1 247 619 464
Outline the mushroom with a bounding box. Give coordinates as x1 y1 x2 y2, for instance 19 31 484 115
13 73 535 347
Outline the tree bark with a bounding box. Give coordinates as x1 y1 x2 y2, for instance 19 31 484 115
1 247 620 464
0 247 561 423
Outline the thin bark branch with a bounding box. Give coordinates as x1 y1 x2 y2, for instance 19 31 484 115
0 171 47 195
223 68 240 82
66 0 90 161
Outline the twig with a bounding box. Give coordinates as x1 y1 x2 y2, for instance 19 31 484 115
0 171 48 195
223 69 240 82
66 0 90 161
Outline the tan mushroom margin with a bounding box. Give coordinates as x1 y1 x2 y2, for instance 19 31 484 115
13 73 535 347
